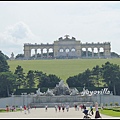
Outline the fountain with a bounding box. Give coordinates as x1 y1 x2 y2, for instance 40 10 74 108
30 80 93 108
36 80 79 96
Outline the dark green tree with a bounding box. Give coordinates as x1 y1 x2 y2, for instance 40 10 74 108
15 54 24 59
67 69 94 88
14 65 25 89
0 51 9 72
102 62 120 95
80 69 94 88
37 73 61 88
38 73 49 87
48 74 61 87
0 72 16 97
92 65 102 87
66 75 79 87
77 73 87 87
34 70 43 87
26 70 35 88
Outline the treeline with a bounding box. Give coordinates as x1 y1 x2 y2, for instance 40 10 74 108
66 62 120 95
0 51 120 97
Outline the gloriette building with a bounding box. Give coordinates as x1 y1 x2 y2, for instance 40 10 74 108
24 35 111 59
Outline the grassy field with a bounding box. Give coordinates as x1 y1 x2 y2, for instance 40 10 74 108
7 58 120 82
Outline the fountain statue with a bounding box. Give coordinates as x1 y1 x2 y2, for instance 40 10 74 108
36 88 45 96
53 80 71 95
45 88 55 96
70 88 79 95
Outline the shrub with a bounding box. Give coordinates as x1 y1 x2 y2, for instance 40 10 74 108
105 103 108 106
6 105 8 107
114 102 119 106
112 107 120 112
0 109 6 112
110 102 113 106
103 107 113 110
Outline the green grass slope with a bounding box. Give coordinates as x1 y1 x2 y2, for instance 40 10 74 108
7 58 120 82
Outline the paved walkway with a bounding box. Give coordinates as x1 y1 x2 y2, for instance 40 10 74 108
0 107 120 119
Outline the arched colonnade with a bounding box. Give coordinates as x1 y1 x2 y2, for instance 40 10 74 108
24 35 111 59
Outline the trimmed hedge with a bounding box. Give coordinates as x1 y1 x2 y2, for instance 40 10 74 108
0 109 6 112
103 107 120 112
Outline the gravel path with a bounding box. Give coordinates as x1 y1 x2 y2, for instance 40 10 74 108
0 107 120 119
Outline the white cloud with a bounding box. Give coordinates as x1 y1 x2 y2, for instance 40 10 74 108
0 21 41 57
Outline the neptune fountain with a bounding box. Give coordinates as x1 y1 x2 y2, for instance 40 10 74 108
36 80 79 96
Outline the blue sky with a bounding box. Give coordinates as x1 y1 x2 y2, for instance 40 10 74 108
0 1 120 57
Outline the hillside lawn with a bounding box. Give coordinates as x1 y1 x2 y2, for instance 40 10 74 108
7 58 120 83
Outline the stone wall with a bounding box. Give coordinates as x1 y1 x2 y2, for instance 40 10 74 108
0 94 120 108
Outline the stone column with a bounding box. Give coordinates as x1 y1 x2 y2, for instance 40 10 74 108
47 49 49 58
41 49 43 58
35 49 37 59
92 48 94 58
52 49 54 58
104 43 111 58
24 44 31 59
24 50 31 59
98 48 100 58
86 48 88 58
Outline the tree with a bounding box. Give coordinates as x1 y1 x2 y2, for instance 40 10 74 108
66 69 95 88
15 54 24 59
34 70 43 87
48 74 61 87
114 102 119 106
81 69 94 88
0 51 9 72
66 75 80 87
26 70 35 88
14 65 25 89
37 73 61 88
92 65 102 87
0 72 16 97
102 62 120 95
110 102 113 107
38 73 49 88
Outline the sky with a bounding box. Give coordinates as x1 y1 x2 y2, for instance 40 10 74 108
0 1 120 57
